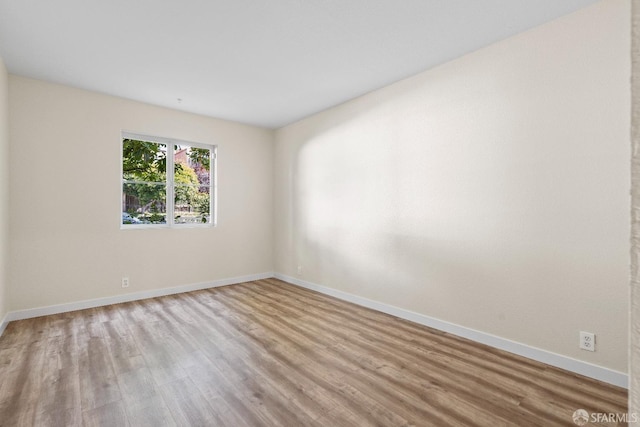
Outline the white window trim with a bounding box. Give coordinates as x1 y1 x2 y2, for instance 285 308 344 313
121 131 217 229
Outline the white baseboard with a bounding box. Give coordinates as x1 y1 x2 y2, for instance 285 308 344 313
274 273 628 389
3 272 274 323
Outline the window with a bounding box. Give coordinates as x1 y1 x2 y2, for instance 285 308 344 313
121 132 216 227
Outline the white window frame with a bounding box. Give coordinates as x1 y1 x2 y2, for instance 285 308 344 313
121 131 217 229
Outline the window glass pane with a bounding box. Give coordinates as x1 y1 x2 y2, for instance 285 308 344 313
175 146 210 177
122 139 168 225
174 185 211 224
122 139 167 182
122 182 167 224
174 145 211 225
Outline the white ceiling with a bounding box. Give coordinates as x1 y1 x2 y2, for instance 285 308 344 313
0 0 599 128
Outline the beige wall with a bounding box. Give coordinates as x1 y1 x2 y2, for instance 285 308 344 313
0 57 8 321
630 0 639 416
8 76 274 311
275 0 630 372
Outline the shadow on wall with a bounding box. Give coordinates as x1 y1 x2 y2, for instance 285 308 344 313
285 95 618 343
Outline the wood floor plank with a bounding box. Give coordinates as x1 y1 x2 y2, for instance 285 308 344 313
116 366 160 403
35 335 81 414
123 395 177 427
0 278 628 426
0 331 48 427
34 406 82 427
76 316 122 412
102 319 146 375
81 400 129 427
158 377 225 426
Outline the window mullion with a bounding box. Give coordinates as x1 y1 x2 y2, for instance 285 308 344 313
166 144 175 226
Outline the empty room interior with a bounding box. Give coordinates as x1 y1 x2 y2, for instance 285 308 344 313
0 0 638 425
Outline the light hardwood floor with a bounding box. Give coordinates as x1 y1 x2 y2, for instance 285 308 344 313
0 278 628 426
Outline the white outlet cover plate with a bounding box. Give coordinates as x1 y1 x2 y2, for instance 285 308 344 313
579 331 595 352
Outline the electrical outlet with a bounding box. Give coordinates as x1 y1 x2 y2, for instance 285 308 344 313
122 277 130 288
297 265 303 276
579 331 595 352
